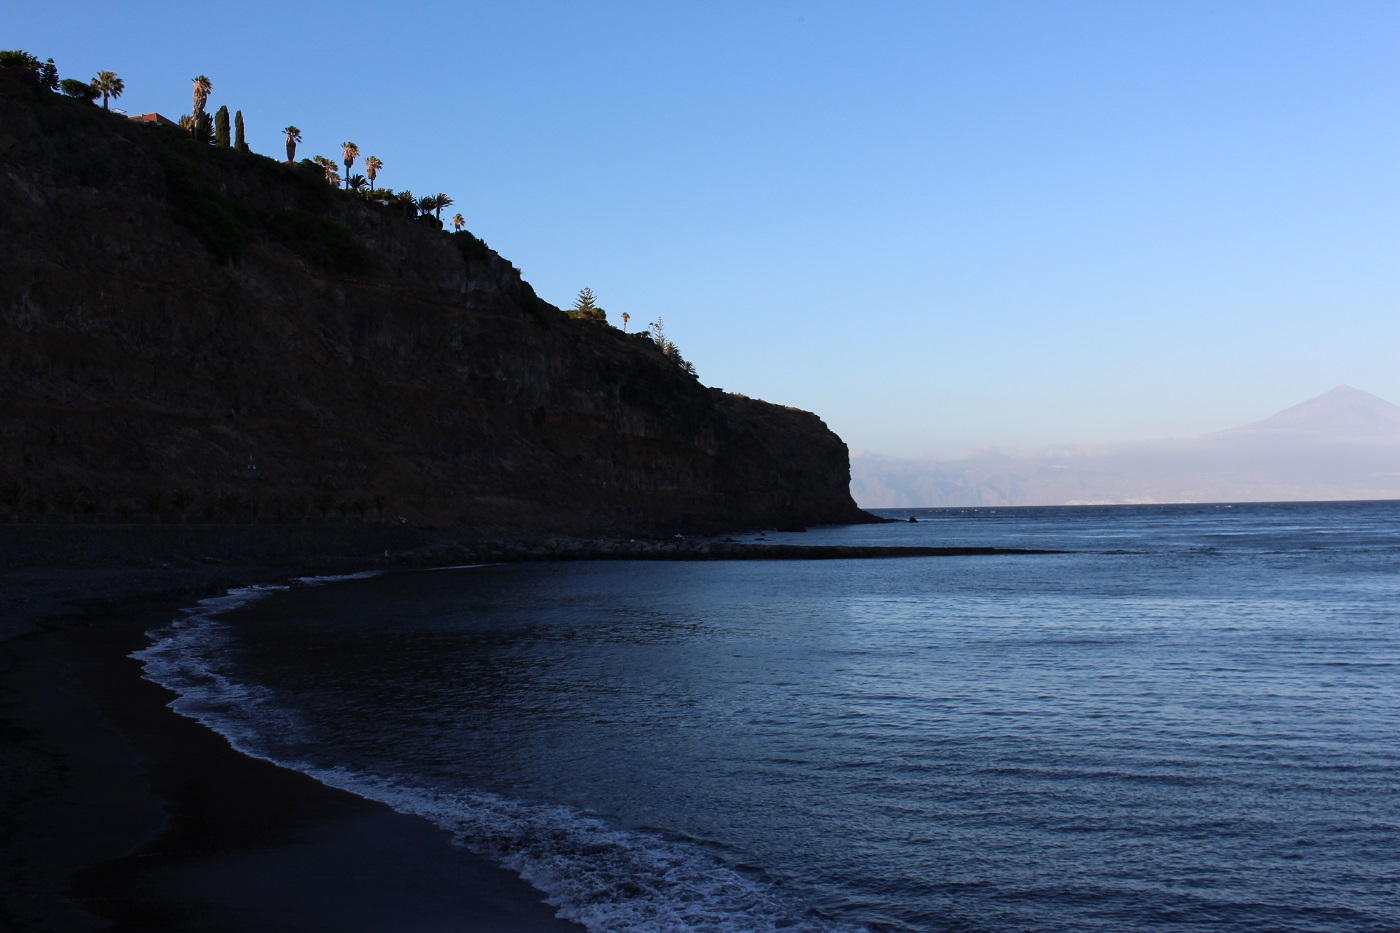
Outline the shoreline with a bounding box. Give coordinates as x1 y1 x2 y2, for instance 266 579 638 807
1 581 585 932
1 522 1055 930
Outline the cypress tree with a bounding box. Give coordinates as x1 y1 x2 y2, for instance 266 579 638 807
234 110 246 151
214 105 230 147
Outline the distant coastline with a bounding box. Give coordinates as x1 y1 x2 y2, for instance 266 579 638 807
852 385 1400 508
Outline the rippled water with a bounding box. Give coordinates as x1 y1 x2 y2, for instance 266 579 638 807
139 501 1400 931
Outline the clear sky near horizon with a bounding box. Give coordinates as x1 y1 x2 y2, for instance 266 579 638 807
7 1 1398 458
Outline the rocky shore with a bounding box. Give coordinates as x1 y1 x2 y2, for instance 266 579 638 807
399 535 1058 564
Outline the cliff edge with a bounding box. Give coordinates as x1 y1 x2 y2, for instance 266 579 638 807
0 84 869 534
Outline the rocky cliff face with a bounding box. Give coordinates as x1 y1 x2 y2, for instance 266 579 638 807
0 85 867 534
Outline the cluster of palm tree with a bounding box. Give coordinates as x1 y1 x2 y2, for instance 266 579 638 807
276 127 461 227
364 187 457 228
3 55 474 237
311 154 341 187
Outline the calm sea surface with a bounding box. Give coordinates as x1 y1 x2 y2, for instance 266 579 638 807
138 501 1400 932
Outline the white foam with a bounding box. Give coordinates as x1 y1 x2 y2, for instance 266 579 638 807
134 584 308 760
294 570 384 585
304 768 868 933
421 562 497 572
134 582 868 933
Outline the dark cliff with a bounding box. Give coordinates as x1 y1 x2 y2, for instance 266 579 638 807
0 85 868 534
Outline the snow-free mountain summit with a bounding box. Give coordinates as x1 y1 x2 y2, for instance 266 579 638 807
852 386 1400 507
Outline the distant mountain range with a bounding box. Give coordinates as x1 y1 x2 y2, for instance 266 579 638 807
851 385 1400 507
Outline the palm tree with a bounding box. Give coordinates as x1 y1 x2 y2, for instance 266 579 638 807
283 125 302 162
91 71 124 111
341 141 359 190
191 74 212 126
432 192 453 220
451 213 465 232
363 155 382 192
417 195 436 218
313 155 340 186
179 113 212 144
346 173 368 192
396 189 416 218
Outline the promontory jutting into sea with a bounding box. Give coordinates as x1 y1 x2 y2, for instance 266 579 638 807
1 50 1397 933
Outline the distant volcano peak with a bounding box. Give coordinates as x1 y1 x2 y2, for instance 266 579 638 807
1233 385 1400 436
851 383 1400 507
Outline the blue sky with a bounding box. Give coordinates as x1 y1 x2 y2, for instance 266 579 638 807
8 1 1398 457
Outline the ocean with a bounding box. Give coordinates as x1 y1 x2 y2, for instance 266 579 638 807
136 501 1400 932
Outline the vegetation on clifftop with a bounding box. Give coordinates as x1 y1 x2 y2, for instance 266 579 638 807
1 47 700 369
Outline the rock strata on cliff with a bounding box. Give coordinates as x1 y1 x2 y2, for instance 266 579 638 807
0 85 868 534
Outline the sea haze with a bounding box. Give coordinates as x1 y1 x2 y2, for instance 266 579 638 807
137 501 1400 932
853 385 1400 507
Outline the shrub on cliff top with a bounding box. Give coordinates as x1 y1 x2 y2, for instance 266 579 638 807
452 228 493 264
0 50 39 68
60 77 98 103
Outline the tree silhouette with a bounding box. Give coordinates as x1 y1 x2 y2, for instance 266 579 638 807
190 75 212 138
571 287 606 323
214 105 230 147
60 78 99 102
648 317 696 374
91 70 124 110
0 50 40 72
341 141 359 190
364 155 382 192
234 110 247 151
451 213 465 232
283 125 301 162
313 155 340 186
180 112 213 144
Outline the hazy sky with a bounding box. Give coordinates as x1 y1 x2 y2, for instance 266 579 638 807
9 1 1398 458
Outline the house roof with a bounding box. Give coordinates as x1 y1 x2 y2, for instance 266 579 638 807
129 112 180 128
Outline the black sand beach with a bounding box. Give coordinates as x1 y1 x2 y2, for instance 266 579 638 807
1 524 583 932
